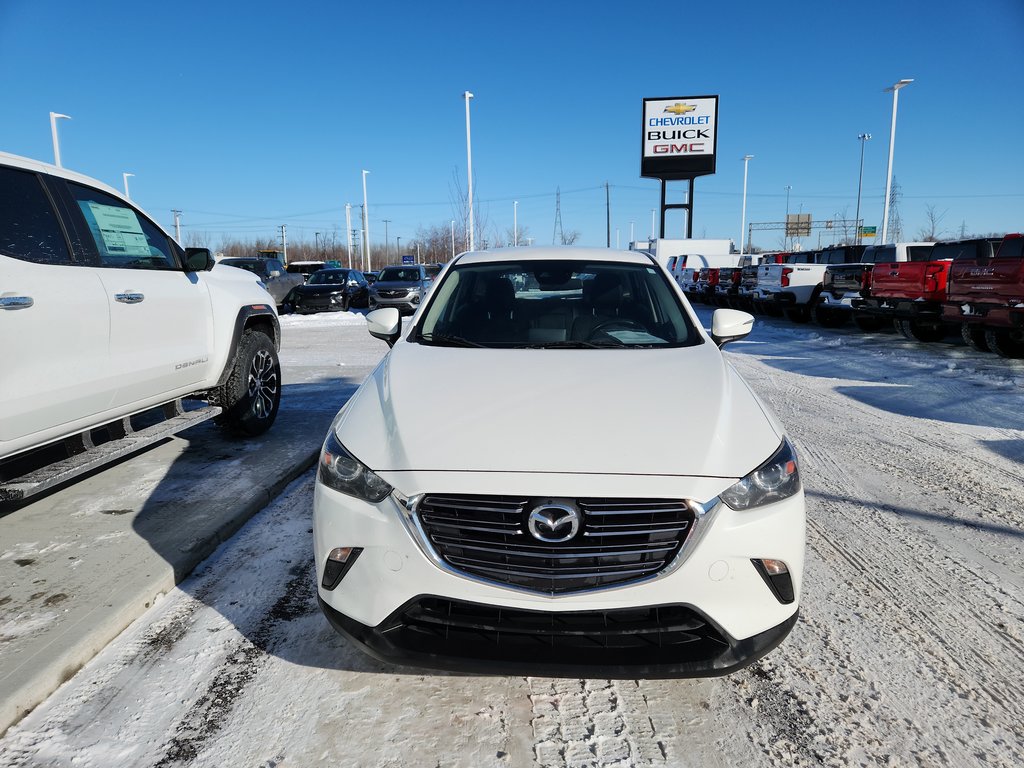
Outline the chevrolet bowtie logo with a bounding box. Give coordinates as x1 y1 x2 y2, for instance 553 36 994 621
663 103 697 115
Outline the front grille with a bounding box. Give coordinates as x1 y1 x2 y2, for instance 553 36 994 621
377 289 408 299
417 494 695 594
380 597 729 667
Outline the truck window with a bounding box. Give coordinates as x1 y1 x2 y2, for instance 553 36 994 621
0 166 73 265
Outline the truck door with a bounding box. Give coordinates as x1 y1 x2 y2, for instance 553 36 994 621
0 166 113 456
62 181 213 410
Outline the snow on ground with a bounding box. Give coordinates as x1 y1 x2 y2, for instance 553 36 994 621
1 307 1022 767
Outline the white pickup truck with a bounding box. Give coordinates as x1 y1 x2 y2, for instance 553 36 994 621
755 245 866 322
0 152 282 504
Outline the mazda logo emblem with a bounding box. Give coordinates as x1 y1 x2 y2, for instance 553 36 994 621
527 503 580 543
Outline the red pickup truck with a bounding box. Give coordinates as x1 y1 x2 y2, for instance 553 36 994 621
942 234 1024 358
853 238 1001 342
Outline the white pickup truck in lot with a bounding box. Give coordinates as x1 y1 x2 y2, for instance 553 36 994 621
755 246 865 322
0 152 282 503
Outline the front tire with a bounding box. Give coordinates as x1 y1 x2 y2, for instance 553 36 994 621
213 329 281 436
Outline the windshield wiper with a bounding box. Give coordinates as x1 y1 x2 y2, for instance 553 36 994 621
417 333 486 348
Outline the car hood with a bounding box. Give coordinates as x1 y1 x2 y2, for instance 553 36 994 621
336 341 783 478
293 284 346 296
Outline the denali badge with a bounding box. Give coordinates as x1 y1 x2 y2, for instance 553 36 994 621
527 503 580 543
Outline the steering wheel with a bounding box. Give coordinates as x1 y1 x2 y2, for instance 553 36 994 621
586 319 646 340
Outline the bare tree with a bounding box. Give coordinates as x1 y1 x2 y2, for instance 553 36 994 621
917 204 948 242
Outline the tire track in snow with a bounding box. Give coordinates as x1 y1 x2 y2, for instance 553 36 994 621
527 678 670 767
154 557 317 767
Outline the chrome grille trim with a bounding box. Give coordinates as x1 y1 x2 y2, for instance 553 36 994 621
411 494 701 594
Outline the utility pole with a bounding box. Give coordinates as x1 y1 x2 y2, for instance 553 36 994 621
450 220 455 258
172 210 182 244
315 232 321 257
345 204 353 269
397 235 402 257
784 186 792 249
605 182 611 248
382 219 391 264
280 224 287 263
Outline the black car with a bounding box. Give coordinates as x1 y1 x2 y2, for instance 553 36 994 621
284 268 369 313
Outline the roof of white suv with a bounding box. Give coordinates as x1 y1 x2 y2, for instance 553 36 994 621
455 247 658 266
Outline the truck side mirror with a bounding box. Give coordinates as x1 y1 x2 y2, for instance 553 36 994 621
185 248 215 272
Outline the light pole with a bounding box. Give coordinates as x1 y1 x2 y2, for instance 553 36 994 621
345 204 354 269
513 201 518 246
881 79 913 244
629 221 635 246
855 134 872 244
463 91 475 251
361 170 370 270
122 172 134 199
650 209 656 241
396 235 402 257
49 112 70 168
740 155 754 254
315 232 321 257
450 220 455 258
382 219 391 263
783 185 792 249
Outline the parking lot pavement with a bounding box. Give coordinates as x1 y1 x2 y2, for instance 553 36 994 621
0 313 384 735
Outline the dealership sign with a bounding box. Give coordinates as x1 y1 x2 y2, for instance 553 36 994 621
641 96 719 180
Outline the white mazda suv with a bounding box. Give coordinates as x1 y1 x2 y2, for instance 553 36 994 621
313 247 804 677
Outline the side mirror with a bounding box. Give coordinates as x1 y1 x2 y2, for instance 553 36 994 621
184 247 215 272
366 308 402 347
711 308 754 348
269 270 282 278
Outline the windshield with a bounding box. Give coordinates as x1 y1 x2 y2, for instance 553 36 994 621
414 259 699 349
378 267 422 282
223 260 266 276
308 270 349 285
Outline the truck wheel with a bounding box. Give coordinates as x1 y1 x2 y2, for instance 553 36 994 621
984 327 1024 359
896 319 946 343
213 329 281 436
960 322 989 352
853 315 885 332
785 306 811 323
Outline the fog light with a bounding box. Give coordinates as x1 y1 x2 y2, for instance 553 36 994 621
321 547 363 590
752 558 795 604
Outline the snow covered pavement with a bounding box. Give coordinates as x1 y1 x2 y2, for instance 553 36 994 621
2 308 1022 767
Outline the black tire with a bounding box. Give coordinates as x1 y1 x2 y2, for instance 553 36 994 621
984 327 1024 359
895 318 946 343
813 304 848 328
853 315 885 332
960 322 990 352
212 329 281 436
785 306 811 323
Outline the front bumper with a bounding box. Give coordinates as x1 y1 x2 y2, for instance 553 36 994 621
313 470 805 675
318 593 798 678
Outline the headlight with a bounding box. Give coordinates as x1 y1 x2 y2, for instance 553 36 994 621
318 431 392 502
720 439 800 510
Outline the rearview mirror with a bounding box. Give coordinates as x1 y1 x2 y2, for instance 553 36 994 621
711 309 754 348
184 247 215 272
366 308 402 347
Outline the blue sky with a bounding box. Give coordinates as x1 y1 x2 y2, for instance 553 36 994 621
2 0 1021 254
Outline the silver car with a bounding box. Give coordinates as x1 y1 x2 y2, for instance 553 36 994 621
368 265 431 315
